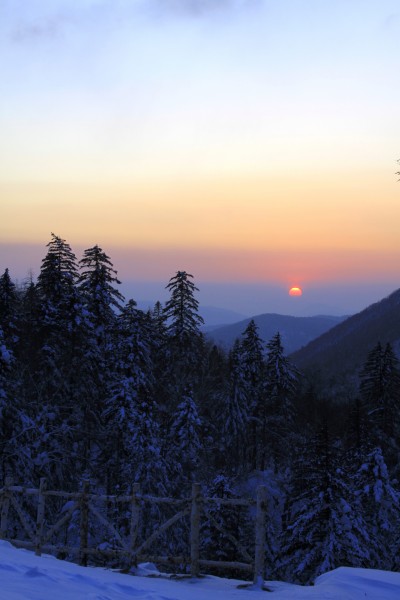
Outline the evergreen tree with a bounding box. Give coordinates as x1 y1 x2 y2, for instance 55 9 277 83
0 268 19 346
279 423 372 584
103 304 167 498
261 332 299 469
148 301 170 422
359 342 400 470
28 234 85 487
168 388 202 493
196 343 228 472
77 244 125 480
201 474 247 570
216 341 249 472
354 446 400 569
79 244 124 334
163 271 205 421
163 271 205 393
164 271 204 341
0 326 17 480
237 320 265 470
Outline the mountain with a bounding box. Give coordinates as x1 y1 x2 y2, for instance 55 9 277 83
135 300 248 327
206 313 347 354
290 288 400 383
199 306 249 327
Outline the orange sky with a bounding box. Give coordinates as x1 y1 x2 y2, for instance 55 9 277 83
2 169 399 288
1 1 400 315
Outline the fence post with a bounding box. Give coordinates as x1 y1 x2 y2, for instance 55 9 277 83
79 480 90 566
35 477 47 556
0 476 13 540
253 485 267 587
190 482 201 578
129 483 141 567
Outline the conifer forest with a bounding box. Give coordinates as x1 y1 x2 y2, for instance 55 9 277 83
1 234 400 584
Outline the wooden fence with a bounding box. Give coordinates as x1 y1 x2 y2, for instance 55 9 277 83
0 477 267 586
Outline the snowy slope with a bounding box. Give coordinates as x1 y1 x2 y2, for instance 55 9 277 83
1 541 400 600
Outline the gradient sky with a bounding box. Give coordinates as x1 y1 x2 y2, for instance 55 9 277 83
1 0 400 316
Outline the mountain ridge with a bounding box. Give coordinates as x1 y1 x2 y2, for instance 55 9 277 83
206 313 348 355
290 287 400 383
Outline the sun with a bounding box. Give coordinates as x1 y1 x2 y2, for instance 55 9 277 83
289 286 303 297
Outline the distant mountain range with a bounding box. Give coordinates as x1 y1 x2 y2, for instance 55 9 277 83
199 306 249 327
135 300 248 327
205 313 347 355
290 288 400 384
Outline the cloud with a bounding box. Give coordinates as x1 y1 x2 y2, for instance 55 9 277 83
5 0 262 44
153 0 233 17
11 17 65 42
383 12 400 31
145 0 261 19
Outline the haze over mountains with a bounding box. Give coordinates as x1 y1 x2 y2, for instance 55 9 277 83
206 313 347 355
138 285 400 384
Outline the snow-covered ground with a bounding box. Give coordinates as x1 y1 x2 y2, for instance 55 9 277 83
1 541 399 599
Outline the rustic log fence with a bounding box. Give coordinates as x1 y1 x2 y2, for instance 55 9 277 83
0 477 267 586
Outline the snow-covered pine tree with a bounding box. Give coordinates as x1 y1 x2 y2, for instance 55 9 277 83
261 332 299 469
79 244 124 335
168 388 202 494
163 271 205 398
104 300 166 493
194 343 228 472
359 342 400 472
201 474 248 572
78 244 125 480
354 446 400 570
216 340 250 472
278 422 372 584
0 268 19 347
164 271 204 339
30 234 84 487
0 325 17 481
236 319 265 471
147 301 171 425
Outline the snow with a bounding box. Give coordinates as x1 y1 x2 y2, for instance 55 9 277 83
1 541 400 600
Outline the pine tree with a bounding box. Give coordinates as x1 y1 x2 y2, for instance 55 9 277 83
279 423 372 584
164 271 204 340
162 271 204 425
0 326 17 481
216 341 250 472
102 302 167 502
148 301 170 423
29 234 84 487
359 342 400 471
261 332 299 469
0 268 19 346
79 245 124 334
163 271 205 395
354 446 400 569
77 244 125 480
201 474 247 570
168 388 202 493
237 320 265 470
195 344 228 472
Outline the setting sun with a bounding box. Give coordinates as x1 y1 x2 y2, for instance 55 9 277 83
289 287 303 297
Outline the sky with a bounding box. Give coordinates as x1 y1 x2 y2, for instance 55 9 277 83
1 539 400 600
1 0 400 316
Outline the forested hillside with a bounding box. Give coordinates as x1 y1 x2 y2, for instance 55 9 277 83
1 234 400 584
291 288 400 386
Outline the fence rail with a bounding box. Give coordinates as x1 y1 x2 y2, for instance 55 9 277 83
0 477 267 586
